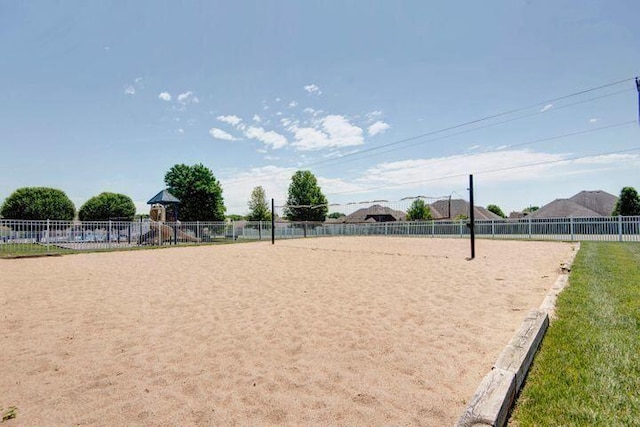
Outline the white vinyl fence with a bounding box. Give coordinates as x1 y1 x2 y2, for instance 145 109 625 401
1 216 639 255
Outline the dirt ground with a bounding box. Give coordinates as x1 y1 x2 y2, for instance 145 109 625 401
0 237 575 426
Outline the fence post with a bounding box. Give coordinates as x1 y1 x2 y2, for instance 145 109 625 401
618 215 623 242
196 221 200 240
570 217 574 241
108 220 112 248
528 217 532 239
173 222 177 245
46 219 50 252
491 220 495 239
459 219 463 238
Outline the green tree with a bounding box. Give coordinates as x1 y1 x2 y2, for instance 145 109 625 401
612 186 640 216
486 204 506 218
165 163 226 221
0 187 75 220
226 214 244 221
327 212 345 219
406 199 432 220
247 186 271 221
523 206 539 215
78 192 136 221
284 170 328 221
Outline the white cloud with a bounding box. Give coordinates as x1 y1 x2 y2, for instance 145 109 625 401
290 115 364 151
253 114 261 123
124 86 135 95
367 121 390 136
317 176 366 195
177 128 184 134
281 117 297 128
289 101 298 108
217 115 242 126
303 107 315 114
220 165 297 213
366 110 383 123
244 126 288 149
540 104 553 112
209 128 239 141
177 91 199 104
589 118 599 123
468 144 481 151
304 84 322 95
158 92 172 101
573 153 639 165
357 150 561 191
134 77 143 84
275 97 281 102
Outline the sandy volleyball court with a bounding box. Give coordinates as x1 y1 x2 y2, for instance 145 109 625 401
0 237 575 426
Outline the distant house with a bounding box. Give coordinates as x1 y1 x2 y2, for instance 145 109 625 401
529 190 617 219
430 199 502 220
330 200 501 223
341 205 407 223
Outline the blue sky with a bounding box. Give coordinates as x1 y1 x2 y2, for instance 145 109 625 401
1 1 639 216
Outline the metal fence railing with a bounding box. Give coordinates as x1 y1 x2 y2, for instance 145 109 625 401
1 216 639 255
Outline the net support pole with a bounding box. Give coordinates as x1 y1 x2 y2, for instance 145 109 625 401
636 77 640 125
271 198 275 245
469 174 476 260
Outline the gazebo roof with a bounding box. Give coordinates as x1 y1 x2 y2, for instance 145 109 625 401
147 189 180 205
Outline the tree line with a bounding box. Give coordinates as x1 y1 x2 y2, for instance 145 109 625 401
1 163 639 221
0 165 328 222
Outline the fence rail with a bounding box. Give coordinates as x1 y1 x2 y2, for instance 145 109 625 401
1 216 639 255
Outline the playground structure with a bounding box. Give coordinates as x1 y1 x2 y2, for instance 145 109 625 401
139 189 201 245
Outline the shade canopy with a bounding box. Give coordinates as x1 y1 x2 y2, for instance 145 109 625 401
147 189 180 205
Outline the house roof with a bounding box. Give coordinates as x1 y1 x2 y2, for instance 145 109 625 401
342 204 407 223
147 189 180 205
529 199 601 219
430 199 502 220
530 190 618 219
568 190 617 217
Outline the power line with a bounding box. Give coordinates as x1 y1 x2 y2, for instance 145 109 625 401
324 120 636 181
222 76 638 187
313 89 631 170
324 147 640 196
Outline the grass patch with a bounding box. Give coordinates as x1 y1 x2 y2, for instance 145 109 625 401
0 238 261 258
0 243 73 258
510 242 640 426
1 406 18 422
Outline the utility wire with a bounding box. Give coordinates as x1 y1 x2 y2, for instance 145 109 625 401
324 147 640 196
324 120 636 182
313 89 631 170
222 76 637 187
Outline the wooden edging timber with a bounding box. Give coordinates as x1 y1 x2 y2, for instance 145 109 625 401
456 242 580 427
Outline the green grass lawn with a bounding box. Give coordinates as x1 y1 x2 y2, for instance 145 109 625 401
0 238 256 258
510 242 640 426
0 243 72 257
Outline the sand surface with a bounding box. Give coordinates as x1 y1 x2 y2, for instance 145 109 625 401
0 237 575 426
